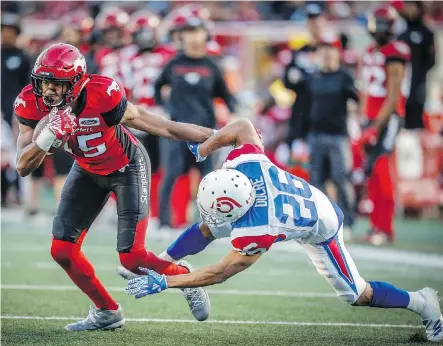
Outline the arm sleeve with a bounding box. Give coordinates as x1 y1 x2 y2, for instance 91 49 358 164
213 62 237 113
386 41 410 65
231 233 277 256
15 112 39 129
100 80 128 127
154 60 172 106
101 97 128 127
14 92 40 129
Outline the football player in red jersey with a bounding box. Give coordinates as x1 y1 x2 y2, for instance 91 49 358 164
95 7 137 85
126 10 171 220
360 5 411 245
14 43 212 330
162 4 221 57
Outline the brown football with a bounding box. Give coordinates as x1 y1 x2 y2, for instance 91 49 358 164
32 114 71 154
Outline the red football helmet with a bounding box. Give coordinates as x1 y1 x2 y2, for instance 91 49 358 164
96 7 129 31
367 5 398 46
31 43 88 109
129 10 160 51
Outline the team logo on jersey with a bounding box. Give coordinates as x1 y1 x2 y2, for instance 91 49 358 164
14 97 26 109
234 243 267 256
106 80 120 96
214 197 241 214
79 118 100 127
184 72 201 85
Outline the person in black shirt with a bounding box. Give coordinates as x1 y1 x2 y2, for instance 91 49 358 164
1 13 30 127
285 36 358 236
398 1 435 129
1 13 30 207
283 3 325 143
154 16 236 229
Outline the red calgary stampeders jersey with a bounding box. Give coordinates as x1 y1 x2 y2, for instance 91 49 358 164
96 45 139 91
129 46 176 107
14 75 138 175
361 40 411 120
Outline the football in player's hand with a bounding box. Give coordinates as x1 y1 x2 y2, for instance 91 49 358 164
32 112 71 154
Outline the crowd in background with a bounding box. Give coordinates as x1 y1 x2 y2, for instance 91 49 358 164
1 1 442 243
3 1 443 23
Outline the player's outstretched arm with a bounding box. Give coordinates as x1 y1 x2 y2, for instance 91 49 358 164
16 123 47 177
169 250 261 288
125 250 261 297
120 102 214 142
198 118 262 158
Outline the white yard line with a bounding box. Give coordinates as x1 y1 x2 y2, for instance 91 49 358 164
0 284 337 298
2 235 443 269
0 315 421 329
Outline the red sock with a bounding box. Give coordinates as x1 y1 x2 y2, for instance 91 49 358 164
369 156 395 237
120 249 189 276
375 156 395 237
51 238 118 310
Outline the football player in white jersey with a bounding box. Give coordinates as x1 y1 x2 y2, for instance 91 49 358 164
119 119 442 342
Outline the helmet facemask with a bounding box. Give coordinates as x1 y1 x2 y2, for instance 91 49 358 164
31 74 80 109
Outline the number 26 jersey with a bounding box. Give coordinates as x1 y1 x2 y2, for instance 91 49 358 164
221 144 344 256
15 75 139 175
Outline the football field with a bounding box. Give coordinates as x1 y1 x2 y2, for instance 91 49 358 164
1 209 442 346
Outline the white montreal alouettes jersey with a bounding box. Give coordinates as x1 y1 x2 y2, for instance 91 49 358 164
212 144 344 256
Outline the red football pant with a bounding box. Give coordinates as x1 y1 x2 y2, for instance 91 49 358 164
367 155 395 238
51 220 188 310
51 233 118 311
118 216 189 275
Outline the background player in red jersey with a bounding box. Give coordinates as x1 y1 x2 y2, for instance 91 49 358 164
360 5 411 245
14 43 212 330
126 10 170 221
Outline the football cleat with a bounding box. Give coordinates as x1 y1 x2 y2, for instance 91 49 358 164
64 304 125 331
116 265 141 280
417 288 443 342
177 261 211 321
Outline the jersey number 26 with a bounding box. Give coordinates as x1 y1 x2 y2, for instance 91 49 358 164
269 166 318 228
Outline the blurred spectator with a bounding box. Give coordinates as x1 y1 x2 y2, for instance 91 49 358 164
235 2 261 21
285 35 358 236
154 15 237 229
1 113 18 207
283 4 325 145
1 13 30 127
398 1 436 129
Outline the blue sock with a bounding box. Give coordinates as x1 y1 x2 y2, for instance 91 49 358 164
369 281 410 308
166 222 213 261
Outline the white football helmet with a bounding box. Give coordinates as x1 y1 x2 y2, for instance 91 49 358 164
197 169 255 226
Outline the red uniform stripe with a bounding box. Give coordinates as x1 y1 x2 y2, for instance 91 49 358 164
327 238 354 283
226 144 265 161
